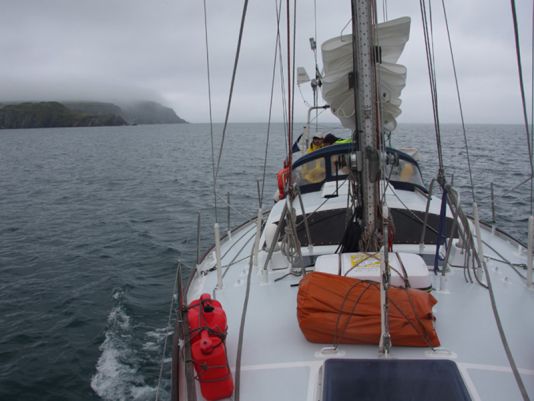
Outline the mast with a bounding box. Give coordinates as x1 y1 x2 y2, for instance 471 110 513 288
351 0 390 355
350 0 380 249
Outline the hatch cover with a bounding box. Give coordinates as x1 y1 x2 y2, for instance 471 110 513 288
322 359 471 401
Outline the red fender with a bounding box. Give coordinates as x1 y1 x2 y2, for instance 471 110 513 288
276 166 290 200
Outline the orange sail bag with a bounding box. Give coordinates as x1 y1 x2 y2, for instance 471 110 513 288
297 272 440 347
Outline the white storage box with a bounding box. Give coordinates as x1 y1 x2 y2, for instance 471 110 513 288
314 252 432 290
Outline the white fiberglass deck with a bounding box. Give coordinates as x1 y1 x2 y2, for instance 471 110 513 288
181 207 534 401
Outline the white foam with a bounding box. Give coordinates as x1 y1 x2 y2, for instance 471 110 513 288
91 290 172 401
91 305 137 400
142 327 172 352
91 291 154 401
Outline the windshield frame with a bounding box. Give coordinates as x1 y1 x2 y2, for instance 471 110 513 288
292 143 426 194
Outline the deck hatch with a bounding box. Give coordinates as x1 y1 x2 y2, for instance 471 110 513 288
322 359 472 401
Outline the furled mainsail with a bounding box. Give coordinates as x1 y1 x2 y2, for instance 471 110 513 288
321 17 411 132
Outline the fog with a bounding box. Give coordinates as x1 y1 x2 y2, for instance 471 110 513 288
0 0 532 124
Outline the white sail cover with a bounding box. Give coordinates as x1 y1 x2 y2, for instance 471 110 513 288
321 17 410 131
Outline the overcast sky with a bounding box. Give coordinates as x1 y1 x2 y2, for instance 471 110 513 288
0 0 532 124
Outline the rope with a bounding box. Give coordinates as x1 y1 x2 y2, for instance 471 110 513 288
280 200 303 268
481 239 528 281
202 0 218 222
389 291 435 349
482 254 532 401
440 0 476 205
331 279 435 349
155 262 181 401
214 0 250 182
334 281 374 346
233 230 256 401
433 189 448 274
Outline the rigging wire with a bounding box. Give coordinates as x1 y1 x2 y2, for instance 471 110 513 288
440 0 477 205
292 0 298 154
419 0 445 179
297 82 312 108
532 0 534 215
273 0 289 156
278 58 289 157
202 0 218 222
214 0 250 181
428 0 436 81
286 0 293 178
313 0 319 132
214 192 250 220
260 0 284 208
509 0 534 194
154 262 181 401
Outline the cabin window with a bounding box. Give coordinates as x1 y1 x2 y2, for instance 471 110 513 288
386 158 424 187
330 154 351 176
293 158 326 186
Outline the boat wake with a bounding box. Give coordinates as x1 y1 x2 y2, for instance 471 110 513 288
91 289 157 401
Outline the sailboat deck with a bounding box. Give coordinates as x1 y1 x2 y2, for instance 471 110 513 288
184 217 534 401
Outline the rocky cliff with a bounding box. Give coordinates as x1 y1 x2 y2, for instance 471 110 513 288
0 100 187 129
120 101 187 125
0 102 127 129
65 101 187 125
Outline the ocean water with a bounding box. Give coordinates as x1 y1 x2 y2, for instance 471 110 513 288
0 123 531 401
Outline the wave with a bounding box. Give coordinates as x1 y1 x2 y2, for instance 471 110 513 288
90 289 157 401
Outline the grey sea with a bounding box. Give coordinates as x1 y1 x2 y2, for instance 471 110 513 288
0 123 531 401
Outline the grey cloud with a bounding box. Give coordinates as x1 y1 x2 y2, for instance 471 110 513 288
0 0 531 123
